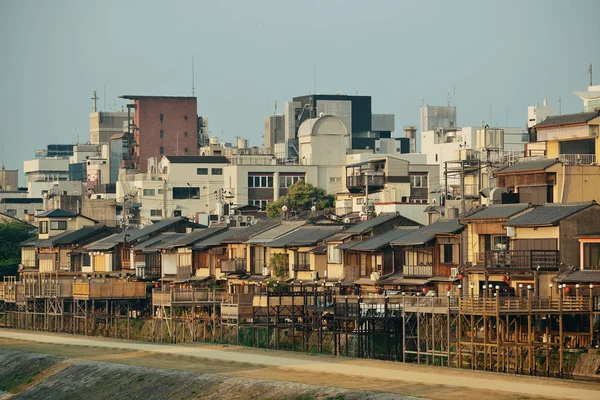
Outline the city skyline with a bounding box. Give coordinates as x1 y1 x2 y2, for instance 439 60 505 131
1 0 599 177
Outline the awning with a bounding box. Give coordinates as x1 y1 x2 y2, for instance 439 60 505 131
428 276 459 282
393 278 429 286
353 277 376 286
378 273 404 285
173 276 211 284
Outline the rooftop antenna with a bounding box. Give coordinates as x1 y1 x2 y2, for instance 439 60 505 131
589 63 593 86
274 100 277 115
446 92 452 106
91 91 99 112
313 64 317 95
559 98 562 115
453 83 456 106
192 55 195 97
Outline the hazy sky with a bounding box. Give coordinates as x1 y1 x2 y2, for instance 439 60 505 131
1 0 599 182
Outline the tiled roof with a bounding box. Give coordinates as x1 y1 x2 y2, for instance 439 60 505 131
35 209 78 218
324 232 355 243
350 228 417 251
460 203 531 221
554 269 600 284
133 233 188 252
495 158 559 174
37 226 113 248
85 233 127 251
164 156 230 164
191 228 243 250
343 214 420 234
390 219 464 246
336 240 361 250
157 226 228 249
246 221 306 243
266 226 343 247
126 218 197 242
535 111 599 128
504 201 597 227
0 198 43 204
221 220 280 243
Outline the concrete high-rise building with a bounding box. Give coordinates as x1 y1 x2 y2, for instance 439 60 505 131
120 95 198 172
420 105 457 132
527 99 554 129
90 111 129 144
284 94 394 151
0 168 18 191
264 114 285 154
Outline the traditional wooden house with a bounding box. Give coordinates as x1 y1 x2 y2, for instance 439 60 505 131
459 203 531 266
151 226 227 281
388 218 465 294
342 228 416 292
326 214 421 283
35 209 98 239
131 233 188 280
244 221 306 276
264 225 344 282
84 217 202 275
35 226 114 274
496 201 600 297
219 220 280 276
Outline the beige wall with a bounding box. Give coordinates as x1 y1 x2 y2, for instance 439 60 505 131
513 226 559 242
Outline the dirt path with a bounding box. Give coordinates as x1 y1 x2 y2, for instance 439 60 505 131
1 329 598 400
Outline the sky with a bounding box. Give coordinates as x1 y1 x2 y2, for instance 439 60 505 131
1 0 599 183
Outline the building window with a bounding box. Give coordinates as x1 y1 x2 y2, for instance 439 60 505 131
173 187 200 199
327 244 341 264
442 244 453 263
157 188 163 194
329 177 342 183
212 168 223 175
50 221 67 230
248 174 273 188
410 175 428 188
184 131 189 137
150 209 163 217
143 189 155 196
160 146 164 154
160 114 164 121
197 168 208 175
250 200 268 210
173 210 182 217
23 209 28 215
184 115 188 121
160 130 164 138
184 147 189 153
39 221 48 234
356 198 364 205
279 175 303 188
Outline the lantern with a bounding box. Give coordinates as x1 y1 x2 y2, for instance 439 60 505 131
564 286 571 294
502 275 508 281
241 281 246 288
422 287 428 294
457 273 464 280
446 284 452 291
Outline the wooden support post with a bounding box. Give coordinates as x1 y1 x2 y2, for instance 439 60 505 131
559 288 564 377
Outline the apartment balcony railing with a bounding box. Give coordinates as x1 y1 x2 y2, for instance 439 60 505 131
482 250 560 270
558 154 596 165
403 264 433 277
292 263 310 271
220 258 246 273
346 174 386 194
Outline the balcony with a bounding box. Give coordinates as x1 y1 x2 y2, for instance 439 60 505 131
346 174 386 194
403 264 433 277
220 258 246 273
558 154 596 165
482 250 559 270
292 263 310 271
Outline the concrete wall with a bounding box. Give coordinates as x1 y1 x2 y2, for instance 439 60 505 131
0 169 18 191
90 112 129 144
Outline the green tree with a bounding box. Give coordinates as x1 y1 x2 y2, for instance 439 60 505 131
266 180 334 218
0 221 36 279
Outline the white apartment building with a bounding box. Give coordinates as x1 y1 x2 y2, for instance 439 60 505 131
117 155 229 225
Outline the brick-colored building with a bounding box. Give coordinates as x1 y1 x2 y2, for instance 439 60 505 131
121 95 198 172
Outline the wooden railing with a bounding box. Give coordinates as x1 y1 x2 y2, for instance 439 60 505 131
72 281 146 299
403 264 433 277
459 296 591 313
482 250 559 270
220 258 246 273
152 288 228 305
